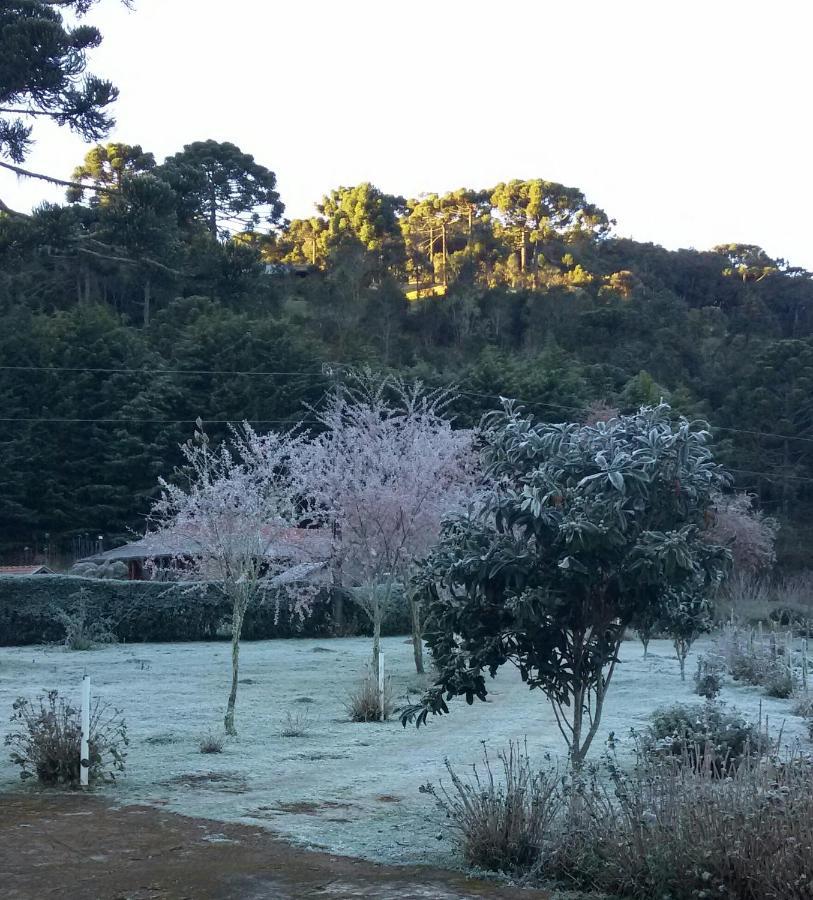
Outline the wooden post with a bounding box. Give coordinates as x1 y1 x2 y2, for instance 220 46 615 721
378 650 385 722
80 675 91 788
803 638 809 694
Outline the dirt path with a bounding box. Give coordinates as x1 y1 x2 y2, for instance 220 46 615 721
0 793 550 900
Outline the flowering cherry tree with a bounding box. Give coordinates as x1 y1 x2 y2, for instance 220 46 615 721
297 373 477 676
149 420 321 735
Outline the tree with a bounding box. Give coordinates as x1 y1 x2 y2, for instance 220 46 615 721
490 179 611 285
403 404 731 768
149 421 319 735
317 183 406 272
94 173 180 325
0 0 131 215
704 492 778 576
159 140 284 239
66 142 155 204
296 372 476 677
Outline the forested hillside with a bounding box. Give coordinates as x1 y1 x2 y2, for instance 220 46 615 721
2 3 812 567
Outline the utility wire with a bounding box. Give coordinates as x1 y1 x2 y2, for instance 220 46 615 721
0 365 332 377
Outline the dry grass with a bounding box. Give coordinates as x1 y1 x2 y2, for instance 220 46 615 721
421 740 563 873
547 750 813 900
720 570 813 632
345 672 393 722
198 731 224 754
279 708 312 737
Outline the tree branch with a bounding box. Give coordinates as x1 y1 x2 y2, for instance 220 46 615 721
0 195 29 218
0 159 114 194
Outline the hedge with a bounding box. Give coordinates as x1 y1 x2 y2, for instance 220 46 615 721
0 575 410 646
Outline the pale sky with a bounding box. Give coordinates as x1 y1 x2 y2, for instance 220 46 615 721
4 0 812 268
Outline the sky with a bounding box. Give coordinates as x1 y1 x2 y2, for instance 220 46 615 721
4 0 813 268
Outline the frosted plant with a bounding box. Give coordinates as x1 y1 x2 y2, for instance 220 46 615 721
149 419 320 735
295 372 477 677
705 491 778 575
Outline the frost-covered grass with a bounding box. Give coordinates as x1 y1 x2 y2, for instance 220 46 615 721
0 636 807 867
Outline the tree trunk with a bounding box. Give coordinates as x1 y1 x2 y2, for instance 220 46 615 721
410 596 424 674
143 279 151 328
570 685 584 769
675 639 687 681
372 601 382 684
224 604 245 736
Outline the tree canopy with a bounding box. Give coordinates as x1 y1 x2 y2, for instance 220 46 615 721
402 404 731 765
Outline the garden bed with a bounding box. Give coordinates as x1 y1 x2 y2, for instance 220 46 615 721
0 636 807 870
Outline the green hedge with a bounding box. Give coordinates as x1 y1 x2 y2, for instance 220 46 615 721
0 575 410 646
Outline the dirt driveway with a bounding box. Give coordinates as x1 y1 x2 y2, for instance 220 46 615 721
0 793 550 900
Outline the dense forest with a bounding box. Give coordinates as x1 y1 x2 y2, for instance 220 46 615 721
2 1 813 567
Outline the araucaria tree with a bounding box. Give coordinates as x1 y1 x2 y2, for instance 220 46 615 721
403 403 731 768
297 373 476 677
149 421 318 736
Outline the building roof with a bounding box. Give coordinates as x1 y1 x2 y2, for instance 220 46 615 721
0 565 54 576
83 527 331 565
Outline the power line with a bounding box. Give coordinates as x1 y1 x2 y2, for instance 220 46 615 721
454 387 813 446
0 365 332 378
0 417 320 424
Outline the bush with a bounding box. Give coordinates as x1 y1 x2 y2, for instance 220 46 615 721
693 655 723 699
421 741 563 874
764 668 795 698
547 752 813 900
0 575 411 645
718 625 799 696
646 702 767 774
345 672 394 722
56 589 117 650
4 690 127 786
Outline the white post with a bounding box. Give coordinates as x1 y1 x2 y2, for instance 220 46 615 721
80 675 90 788
378 650 385 722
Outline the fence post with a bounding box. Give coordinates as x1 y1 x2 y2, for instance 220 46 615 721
80 675 90 788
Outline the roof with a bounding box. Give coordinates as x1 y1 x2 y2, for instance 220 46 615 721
0 565 54 576
83 527 331 565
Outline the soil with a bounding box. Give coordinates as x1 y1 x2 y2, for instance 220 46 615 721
0 792 550 900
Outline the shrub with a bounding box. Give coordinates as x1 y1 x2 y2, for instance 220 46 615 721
199 731 224 754
764 668 795 699
421 741 563 873
547 751 813 900
4 690 128 786
279 708 312 737
0 575 408 646
646 702 767 774
56 589 117 650
345 672 393 722
693 655 723 699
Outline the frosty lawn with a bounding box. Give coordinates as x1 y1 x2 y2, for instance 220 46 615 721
0 636 806 868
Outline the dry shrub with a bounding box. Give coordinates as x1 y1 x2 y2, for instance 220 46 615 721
717 624 800 698
345 672 393 722
55 590 117 651
199 731 224 753
279 708 312 737
549 750 813 900
645 702 769 776
421 741 563 873
5 690 127 786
